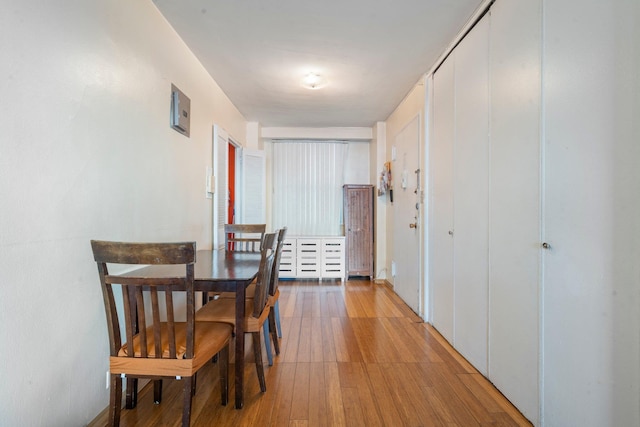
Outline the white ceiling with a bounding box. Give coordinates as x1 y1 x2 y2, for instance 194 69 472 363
153 0 483 128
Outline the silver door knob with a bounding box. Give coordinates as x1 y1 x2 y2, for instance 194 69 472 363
448 230 453 236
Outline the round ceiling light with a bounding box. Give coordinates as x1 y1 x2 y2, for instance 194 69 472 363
301 73 328 90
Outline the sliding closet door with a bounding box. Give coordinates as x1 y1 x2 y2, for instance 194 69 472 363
543 0 640 425
452 15 490 374
430 56 455 343
488 1 541 423
429 4 542 422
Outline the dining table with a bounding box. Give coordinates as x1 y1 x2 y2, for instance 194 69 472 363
121 248 261 409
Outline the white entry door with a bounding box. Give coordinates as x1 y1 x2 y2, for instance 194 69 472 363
392 115 422 316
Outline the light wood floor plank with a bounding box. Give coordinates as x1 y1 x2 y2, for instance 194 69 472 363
323 362 347 426
308 362 329 427
268 362 297 427
342 362 385 427
289 362 310 421
364 362 406 426
296 317 312 362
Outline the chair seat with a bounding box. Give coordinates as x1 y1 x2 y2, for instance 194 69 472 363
119 321 232 358
196 297 269 333
113 322 233 377
220 284 278 305
218 281 256 299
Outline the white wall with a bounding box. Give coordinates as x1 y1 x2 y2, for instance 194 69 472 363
0 1 246 425
344 141 371 185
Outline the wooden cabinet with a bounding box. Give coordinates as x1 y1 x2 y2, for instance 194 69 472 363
343 185 374 279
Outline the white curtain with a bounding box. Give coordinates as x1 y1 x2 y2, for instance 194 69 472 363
272 141 348 236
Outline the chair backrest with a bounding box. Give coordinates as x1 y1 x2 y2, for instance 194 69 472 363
269 227 288 297
252 232 277 318
224 224 266 252
91 240 197 360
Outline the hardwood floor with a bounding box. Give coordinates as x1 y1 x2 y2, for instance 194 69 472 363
90 280 531 426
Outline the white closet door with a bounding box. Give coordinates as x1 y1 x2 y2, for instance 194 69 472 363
240 148 266 224
430 57 455 342
543 0 640 425
452 14 490 375
213 125 228 249
488 0 541 423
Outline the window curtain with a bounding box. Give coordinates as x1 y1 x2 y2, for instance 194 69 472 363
272 141 348 236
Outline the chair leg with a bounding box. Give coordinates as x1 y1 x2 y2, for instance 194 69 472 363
274 300 283 338
268 310 280 356
191 373 197 397
125 378 138 409
181 376 194 427
252 332 266 392
110 374 122 427
219 346 229 406
153 380 162 404
263 321 274 366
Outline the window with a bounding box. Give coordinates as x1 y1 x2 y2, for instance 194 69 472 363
272 141 348 236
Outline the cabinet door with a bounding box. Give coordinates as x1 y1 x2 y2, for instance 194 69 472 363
344 185 373 277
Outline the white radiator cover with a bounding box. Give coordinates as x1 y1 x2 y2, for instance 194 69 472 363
279 236 345 280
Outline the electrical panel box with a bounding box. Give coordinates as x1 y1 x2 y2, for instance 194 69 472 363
170 84 190 137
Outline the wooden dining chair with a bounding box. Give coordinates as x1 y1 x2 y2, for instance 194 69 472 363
205 223 267 304
224 223 266 252
266 226 287 361
196 232 277 392
219 228 285 366
91 240 233 427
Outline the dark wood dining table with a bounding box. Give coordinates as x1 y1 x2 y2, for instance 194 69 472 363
122 249 261 409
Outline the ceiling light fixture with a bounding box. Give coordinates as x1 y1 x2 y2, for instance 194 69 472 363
301 72 328 90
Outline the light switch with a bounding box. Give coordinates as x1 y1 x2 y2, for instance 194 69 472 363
205 167 214 199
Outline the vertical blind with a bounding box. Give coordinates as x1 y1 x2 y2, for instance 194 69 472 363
272 141 348 236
